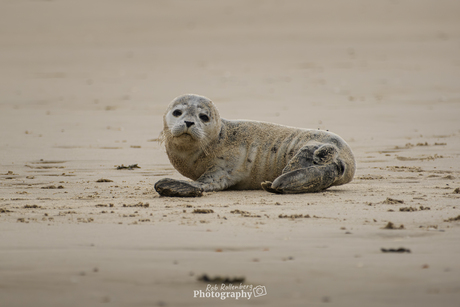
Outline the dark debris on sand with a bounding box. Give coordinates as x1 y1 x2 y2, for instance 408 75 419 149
116 164 140 170
197 274 245 284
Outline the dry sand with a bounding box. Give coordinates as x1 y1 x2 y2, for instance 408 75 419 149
1 0 460 306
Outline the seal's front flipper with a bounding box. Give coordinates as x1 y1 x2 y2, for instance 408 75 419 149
155 178 203 197
266 163 342 194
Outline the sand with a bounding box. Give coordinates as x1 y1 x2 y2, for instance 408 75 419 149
1 0 460 306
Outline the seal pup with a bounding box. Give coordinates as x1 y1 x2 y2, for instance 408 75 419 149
155 94 355 197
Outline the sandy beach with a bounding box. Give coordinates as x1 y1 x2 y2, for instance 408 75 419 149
1 0 460 306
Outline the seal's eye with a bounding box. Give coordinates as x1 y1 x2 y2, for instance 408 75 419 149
199 114 209 122
172 110 182 117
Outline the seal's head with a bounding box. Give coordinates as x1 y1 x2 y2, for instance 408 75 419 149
162 94 221 155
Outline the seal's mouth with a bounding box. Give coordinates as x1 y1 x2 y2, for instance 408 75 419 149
169 124 202 141
173 131 195 140
179 132 193 138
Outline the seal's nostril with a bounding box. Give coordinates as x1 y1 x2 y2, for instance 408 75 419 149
185 121 195 128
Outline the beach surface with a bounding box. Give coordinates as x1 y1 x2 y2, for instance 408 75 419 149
1 0 460 306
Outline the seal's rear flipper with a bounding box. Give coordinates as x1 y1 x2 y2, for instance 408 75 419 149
155 178 203 197
265 163 342 194
261 181 284 194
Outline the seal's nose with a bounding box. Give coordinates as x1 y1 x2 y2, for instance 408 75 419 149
185 121 195 128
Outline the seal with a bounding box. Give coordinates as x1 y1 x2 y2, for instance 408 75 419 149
154 94 355 197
